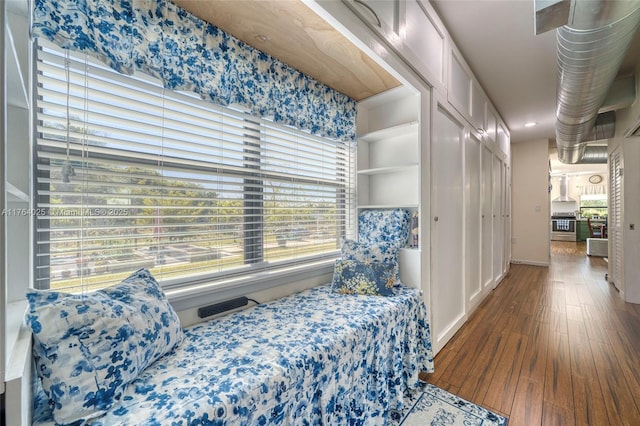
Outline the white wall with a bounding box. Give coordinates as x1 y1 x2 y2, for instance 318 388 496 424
511 139 550 266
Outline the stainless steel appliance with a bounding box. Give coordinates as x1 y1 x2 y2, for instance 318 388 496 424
551 213 577 241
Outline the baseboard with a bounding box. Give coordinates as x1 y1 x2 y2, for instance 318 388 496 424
510 259 549 267
1 391 5 426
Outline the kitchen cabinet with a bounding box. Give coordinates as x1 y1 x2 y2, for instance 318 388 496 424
577 220 589 241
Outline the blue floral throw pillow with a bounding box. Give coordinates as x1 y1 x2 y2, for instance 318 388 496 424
341 239 401 284
357 208 410 247
25 268 184 425
331 259 396 296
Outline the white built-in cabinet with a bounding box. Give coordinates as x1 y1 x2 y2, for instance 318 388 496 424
329 0 512 354
448 46 493 137
343 0 447 91
3 1 33 422
430 95 511 352
402 0 447 90
493 155 504 284
356 87 420 210
481 144 494 291
431 99 465 347
465 132 483 309
355 86 423 289
343 0 404 45
448 48 471 120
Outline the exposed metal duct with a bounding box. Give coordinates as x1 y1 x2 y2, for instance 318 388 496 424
555 1 640 164
568 111 615 164
577 145 608 163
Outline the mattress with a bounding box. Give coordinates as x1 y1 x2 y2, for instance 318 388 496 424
33 284 434 425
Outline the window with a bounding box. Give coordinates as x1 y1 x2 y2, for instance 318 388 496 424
580 194 607 219
35 40 355 292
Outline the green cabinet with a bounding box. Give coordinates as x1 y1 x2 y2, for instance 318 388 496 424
577 220 590 241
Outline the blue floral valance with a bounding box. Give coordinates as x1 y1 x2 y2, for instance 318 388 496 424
32 0 356 141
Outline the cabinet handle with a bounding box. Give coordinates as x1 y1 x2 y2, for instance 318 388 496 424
353 0 382 28
434 216 439 222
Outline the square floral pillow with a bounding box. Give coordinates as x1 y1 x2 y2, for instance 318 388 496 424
331 259 396 296
341 239 401 284
25 268 184 425
357 208 410 247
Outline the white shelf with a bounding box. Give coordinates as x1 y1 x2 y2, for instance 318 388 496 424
6 181 29 203
357 204 419 209
357 163 419 175
356 86 420 224
358 121 419 143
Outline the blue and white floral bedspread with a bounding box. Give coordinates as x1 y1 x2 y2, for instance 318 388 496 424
34 284 434 425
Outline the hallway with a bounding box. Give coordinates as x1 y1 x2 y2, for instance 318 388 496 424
423 241 640 425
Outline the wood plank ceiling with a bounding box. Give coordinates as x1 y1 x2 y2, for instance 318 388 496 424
172 0 400 101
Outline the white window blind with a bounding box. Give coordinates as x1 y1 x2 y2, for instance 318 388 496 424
35 40 355 292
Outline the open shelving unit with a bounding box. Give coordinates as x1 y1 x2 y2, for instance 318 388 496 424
355 85 421 287
356 87 420 212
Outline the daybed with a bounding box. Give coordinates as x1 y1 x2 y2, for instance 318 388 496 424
27 208 433 425
30 280 433 425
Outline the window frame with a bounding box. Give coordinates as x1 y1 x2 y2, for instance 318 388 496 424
33 40 355 296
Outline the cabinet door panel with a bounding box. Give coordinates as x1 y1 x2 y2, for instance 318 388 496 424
466 133 482 307
471 81 486 132
493 155 504 285
481 144 493 290
498 122 510 157
431 103 464 350
449 51 471 120
403 0 445 87
485 107 497 143
502 162 510 276
344 0 401 41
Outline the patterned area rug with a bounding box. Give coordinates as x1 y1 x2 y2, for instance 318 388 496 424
391 383 508 426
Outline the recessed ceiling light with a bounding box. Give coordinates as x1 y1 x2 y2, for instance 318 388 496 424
524 122 537 127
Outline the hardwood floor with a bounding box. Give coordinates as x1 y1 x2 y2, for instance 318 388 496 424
422 241 640 425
